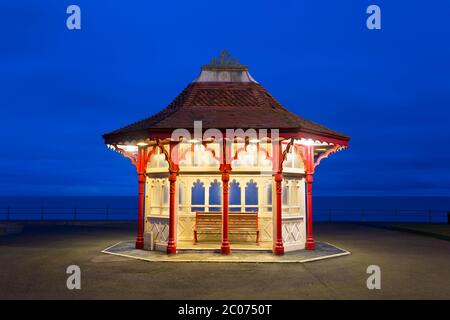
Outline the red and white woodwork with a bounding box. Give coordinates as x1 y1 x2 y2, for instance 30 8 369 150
111 137 343 255
219 139 231 254
272 138 295 255
113 144 156 250
165 142 180 254
304 145 315 250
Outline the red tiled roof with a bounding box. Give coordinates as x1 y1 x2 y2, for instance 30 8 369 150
103 78 349 145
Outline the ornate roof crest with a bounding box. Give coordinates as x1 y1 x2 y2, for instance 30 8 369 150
202 49 248 71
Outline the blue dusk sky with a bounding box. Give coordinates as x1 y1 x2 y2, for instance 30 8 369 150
0 0 449 196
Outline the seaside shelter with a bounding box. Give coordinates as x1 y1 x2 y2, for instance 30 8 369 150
102 50 350 255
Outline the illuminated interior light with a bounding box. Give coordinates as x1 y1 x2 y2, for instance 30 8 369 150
118 145 138 153
286 153 293 161
247 144 257 152
300 139 315 146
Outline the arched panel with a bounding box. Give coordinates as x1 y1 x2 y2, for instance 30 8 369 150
191 179 205 212
245 179 258 212
282 181 289 206
192 144 220 167
209 179 222 212
162 181 169 207
178 181 186 211
229 180 241 212
157 147 169 169
265 181 272 212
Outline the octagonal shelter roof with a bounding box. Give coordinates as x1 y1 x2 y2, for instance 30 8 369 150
102 50 350 146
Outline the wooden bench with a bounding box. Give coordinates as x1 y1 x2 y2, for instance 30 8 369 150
194 212 260 244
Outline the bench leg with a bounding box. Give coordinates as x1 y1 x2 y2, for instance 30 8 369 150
256 230 260 245
194 231 198 244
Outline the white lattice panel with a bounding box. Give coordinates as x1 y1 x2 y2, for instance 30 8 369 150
178 215 195 241
259 216 273 242
148 216 169 243
282 217 305 246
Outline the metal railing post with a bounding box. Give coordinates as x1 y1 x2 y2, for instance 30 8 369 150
5 206 442 223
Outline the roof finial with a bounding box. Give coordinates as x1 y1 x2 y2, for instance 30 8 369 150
203 49 247 71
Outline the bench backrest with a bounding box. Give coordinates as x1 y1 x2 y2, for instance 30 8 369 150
195 213 222 230
229 213 258 230
195 212 258 230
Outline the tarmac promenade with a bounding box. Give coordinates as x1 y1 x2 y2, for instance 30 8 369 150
0 222 449 299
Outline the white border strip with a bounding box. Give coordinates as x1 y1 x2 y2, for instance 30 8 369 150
101 241 125 253
101 241 351 264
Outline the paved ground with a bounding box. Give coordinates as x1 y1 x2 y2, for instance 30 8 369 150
388 223 450 241
0 222 449 299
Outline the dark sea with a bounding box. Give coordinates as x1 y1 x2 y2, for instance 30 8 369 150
0 196 449 223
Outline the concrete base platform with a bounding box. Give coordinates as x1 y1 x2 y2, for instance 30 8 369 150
178 240 272 253
102 240 350 263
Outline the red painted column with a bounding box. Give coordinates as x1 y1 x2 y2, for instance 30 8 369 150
220 164 231 255
135 147 145 249
274 172 284 255
305 145 315 250
167 142 179 254
273 139 284 255
167 171 177 254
